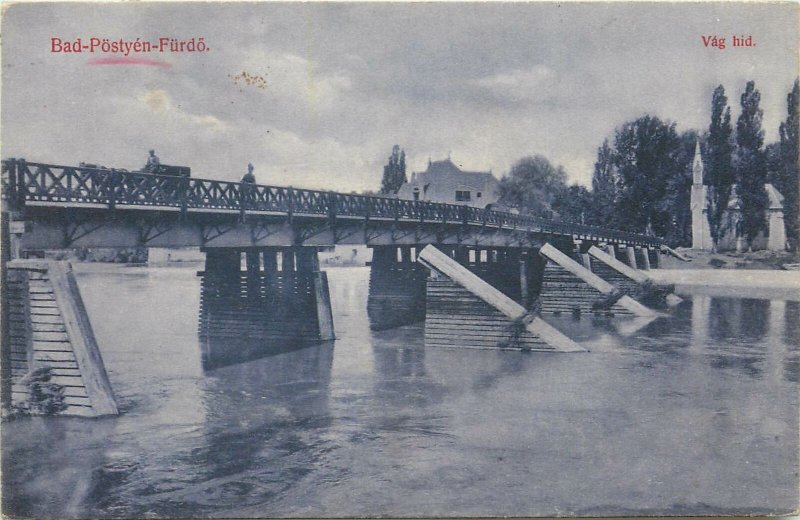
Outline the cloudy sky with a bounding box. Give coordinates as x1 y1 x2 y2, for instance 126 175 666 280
2 2 797 191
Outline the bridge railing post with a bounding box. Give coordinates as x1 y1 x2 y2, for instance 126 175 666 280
179 175 189 219
106 170 117 210
5 158 17 209
238 182 246 223
327 191 337 226
16 159 27 209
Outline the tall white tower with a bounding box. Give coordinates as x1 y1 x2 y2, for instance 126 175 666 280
690 140 710 249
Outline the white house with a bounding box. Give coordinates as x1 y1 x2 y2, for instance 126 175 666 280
396 157 500 208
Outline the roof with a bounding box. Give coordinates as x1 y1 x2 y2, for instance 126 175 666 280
413 158 497 189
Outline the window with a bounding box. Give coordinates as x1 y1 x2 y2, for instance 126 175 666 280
413 189 420 201
455 190 471 201
477 192 482 198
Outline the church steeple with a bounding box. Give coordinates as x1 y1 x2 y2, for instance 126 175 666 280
692 139 704 185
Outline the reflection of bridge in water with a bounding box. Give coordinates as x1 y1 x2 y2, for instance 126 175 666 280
2 158 672 415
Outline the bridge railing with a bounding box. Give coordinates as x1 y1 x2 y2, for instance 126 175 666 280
1 159 662 246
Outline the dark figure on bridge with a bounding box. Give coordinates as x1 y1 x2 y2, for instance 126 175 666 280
242 163 256 184
241 163 256 208
144 149 160 173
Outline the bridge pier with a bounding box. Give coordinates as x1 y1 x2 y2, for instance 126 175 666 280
198 246 334 369
366 244 542 330
537 243 655 317
419 245 584 352
636 246 651 270
2 260 118 417
366 245 428 330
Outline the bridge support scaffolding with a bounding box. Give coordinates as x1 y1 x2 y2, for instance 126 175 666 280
588 246 681 308
418 245 584 352
366 244 542 330
2 260 118 417
198 246 334 369
537 243 657 318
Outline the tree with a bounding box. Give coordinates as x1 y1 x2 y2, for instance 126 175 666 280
705 85 735 252
498 155 568 217
379 145 407 194
612 115 683 237
552 184 593 224
735 81 769 248
778 78 799 250
591 139 619 227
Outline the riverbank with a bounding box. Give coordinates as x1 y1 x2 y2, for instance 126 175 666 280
660 248 800 271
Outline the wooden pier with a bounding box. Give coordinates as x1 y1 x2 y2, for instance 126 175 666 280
537 243 657 318
418 245 584 352
4 260 118 417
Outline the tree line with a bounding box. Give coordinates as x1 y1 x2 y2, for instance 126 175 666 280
377 78 798 251
500 79 798 250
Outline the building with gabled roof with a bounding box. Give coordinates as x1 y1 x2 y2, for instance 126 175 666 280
396 157 500 208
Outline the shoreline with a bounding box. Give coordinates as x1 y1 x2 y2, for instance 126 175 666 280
648 269 800 301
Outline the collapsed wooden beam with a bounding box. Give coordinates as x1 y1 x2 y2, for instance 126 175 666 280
661 245 692 262
538 243 658 318
417 245 584 353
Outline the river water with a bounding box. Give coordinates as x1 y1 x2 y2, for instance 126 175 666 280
2 265 798 518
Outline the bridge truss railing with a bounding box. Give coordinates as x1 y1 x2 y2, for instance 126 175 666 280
1 159 662 246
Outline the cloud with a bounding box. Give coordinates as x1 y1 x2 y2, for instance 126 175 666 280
235 49 353 114
136 89 228 132
472 65 558 103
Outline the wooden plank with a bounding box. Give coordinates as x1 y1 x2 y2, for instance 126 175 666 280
61 405 98 417
661 245 691 262
33 350 76 362
30 300 60 308
418 246 584 353
30 314 64 324
62 395 92 406
31 307 61 316
31 323 67 332
48 374 86 387
30 293 57 301
32 331 70 342
32 341 73 352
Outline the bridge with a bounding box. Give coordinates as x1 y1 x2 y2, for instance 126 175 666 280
1 158 673 418
1 159 661 250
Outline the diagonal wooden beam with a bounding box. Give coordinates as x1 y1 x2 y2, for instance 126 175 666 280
418 244 585 352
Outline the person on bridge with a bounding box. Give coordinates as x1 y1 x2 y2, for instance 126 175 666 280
241 163 256 207
144 149 160 173
242 163 256 184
